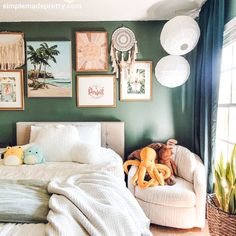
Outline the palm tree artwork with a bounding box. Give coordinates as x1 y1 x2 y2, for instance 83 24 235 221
27 42 60 89
40 42 60 87
26 41 72 97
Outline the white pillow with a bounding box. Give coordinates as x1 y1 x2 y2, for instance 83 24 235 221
30 126 43 143
74 123 101 146
71 143 120 164
71 143 101 164
31 125 80 162
30 123 101 146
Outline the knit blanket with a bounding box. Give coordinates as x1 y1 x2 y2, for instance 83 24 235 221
46 170 152 236
0 179 49 224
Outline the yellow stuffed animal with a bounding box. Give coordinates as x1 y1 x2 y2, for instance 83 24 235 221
123 147 171 189
3 146 24 166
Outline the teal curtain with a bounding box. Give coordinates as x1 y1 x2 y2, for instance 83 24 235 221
192 0 225 192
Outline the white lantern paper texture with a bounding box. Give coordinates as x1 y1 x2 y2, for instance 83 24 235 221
155 55 190 88
160 16 200 55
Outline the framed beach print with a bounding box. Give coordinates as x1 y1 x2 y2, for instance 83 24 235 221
76 32 108 72
0 70 24 110
120 61 152 101
77 75 116 107
26 41 72 98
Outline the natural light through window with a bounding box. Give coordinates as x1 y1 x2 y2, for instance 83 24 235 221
216 40 236 161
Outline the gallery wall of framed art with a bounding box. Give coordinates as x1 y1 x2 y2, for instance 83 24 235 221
0 25 154 111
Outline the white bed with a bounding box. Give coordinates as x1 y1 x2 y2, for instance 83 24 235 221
0 122 125 181
0 122 152 236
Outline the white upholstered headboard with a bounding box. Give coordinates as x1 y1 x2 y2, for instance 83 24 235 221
16 122 125 159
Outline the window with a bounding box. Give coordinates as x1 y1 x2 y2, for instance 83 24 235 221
216 29 236 161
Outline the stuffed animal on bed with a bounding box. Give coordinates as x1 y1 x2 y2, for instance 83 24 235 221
3 146 24 166
24 146 45 165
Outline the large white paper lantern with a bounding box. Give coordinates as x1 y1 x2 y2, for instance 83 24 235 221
160 16 200 55
155 55 190 88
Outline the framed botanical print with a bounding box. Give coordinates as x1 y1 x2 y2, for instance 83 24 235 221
120 61 152 101
0 70 24 110
76 32 108 72
26 41 72 98
77 75 116 107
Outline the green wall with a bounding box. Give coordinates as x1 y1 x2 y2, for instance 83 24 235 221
225 0 236 23
0 21 194 157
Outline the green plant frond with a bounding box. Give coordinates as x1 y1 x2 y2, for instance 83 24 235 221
27 45 35 51
226 162 234 188
214 144 236 214
233 178 236 186
230 145 236 161
228 187 236 214
230 145 236 180
215 170 225 210
40 42 49 48
219 152 226 177
50 45 58 49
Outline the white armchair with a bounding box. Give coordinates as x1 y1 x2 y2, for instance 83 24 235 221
127 145 206 229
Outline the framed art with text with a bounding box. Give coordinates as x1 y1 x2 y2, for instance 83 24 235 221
77 75 116 107
120 61 152 101
76 32 108 72
0 69 24 110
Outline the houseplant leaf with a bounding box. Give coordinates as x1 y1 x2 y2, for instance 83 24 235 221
215 168 225 210
228 187 236 214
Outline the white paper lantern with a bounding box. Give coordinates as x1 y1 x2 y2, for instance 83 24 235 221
155 55 190 88
160 16 200 55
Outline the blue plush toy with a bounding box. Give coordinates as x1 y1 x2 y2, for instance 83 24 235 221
24 146 45 165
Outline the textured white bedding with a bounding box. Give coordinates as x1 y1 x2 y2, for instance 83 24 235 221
0 149 124 181
0 149 125 236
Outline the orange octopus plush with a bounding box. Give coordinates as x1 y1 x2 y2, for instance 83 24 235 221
123 147 171 189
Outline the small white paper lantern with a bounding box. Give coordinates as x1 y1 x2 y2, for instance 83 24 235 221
155 55 190 88
160 16 200 55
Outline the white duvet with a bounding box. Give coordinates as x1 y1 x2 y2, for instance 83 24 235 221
0 149 127 236
0 148 124 181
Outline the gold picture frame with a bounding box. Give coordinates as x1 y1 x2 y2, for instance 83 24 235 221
77 75 116 108
76 31 108 72
0 69 24 110
120 61 152 101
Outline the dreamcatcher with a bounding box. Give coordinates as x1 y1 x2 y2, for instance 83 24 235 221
110 26 138 78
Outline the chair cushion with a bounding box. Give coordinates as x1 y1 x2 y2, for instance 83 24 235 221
173 145 196 183
134 177 196 208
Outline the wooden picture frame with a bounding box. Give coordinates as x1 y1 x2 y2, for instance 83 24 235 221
120 61 152 101
77 75 116 108
26 41 72 98
0 69 24 110
76 32 108 72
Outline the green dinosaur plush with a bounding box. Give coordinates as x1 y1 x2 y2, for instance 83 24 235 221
24 146 45 165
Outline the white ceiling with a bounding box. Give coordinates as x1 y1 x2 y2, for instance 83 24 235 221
0 0 206 22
